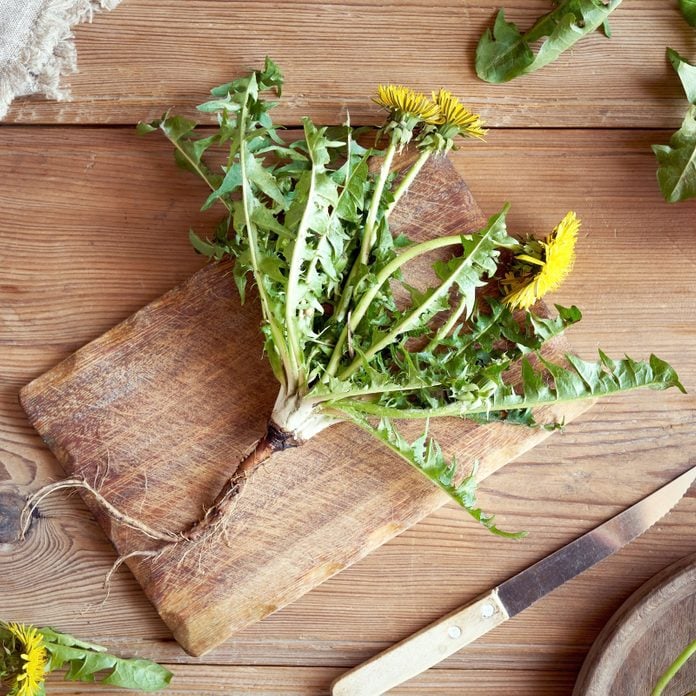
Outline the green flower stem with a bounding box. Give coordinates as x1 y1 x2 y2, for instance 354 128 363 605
425 291 469 352
328 137 424 372
651 639 696 696
338 230 496 380
331 259 360 324
337 272 459 380
307 379 442 405
385 148 432 217
340 368 678 420
284 119 318 388
324 233 464 378
359 139 397 265
238 83 295 392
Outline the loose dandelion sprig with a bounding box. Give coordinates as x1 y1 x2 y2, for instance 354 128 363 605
475 1 622 83
0 621 172 694
27 59 682 550
651 638 696 696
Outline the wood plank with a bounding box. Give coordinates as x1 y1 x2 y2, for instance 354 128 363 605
3 0 693 128
1 128 695 691
42 665 576 695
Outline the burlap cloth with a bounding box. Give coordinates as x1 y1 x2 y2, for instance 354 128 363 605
0 0 121 120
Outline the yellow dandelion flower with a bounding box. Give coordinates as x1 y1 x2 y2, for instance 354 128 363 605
503 272 541 312
373 84 442 125
433 88 486 139
504 211 580 311
7 623 46 696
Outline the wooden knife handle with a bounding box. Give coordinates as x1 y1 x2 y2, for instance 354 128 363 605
331 589 509 696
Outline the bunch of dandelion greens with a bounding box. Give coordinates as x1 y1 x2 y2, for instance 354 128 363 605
20 59 684 551
0 621 172 695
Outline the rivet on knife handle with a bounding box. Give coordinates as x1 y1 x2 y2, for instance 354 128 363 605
331 589 509 696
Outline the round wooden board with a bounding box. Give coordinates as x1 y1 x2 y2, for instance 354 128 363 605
574 553 696 696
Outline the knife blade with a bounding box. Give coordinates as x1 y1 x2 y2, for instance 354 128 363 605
331 465 696 696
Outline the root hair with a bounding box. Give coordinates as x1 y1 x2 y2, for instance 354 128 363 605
19 477 180 543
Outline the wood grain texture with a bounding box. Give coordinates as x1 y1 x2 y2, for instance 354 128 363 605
3 0 694 128
1 127 695 693
40 665 576 695
574 553 696 696
18 157 590 657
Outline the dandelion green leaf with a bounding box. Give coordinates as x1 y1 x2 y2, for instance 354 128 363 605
333 157 370 223
195 98 241 113
652 51 696 203
251 204 292 238
188 230 220 258
679 0 696 27
653 105 696 203
201 162 243 211
244 152 287 208
39 628 172 691
529 304 582 341
668 48 696 106
342 412 525 538
139 114 221 192
38 627 107 652
100 660 173 691
338 352 683 420
155 114 196 143
476 0 622 83
475 10 534 83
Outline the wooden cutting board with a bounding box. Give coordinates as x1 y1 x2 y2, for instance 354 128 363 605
20 157 593 657
574 553 696 695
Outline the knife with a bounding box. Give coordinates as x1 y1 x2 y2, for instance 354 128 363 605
331 465 696 696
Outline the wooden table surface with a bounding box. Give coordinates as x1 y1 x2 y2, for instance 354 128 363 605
1 2 695 694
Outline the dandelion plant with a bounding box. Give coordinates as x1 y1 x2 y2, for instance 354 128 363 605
23 59 683 548
118 57 686 545
0 621 171 695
